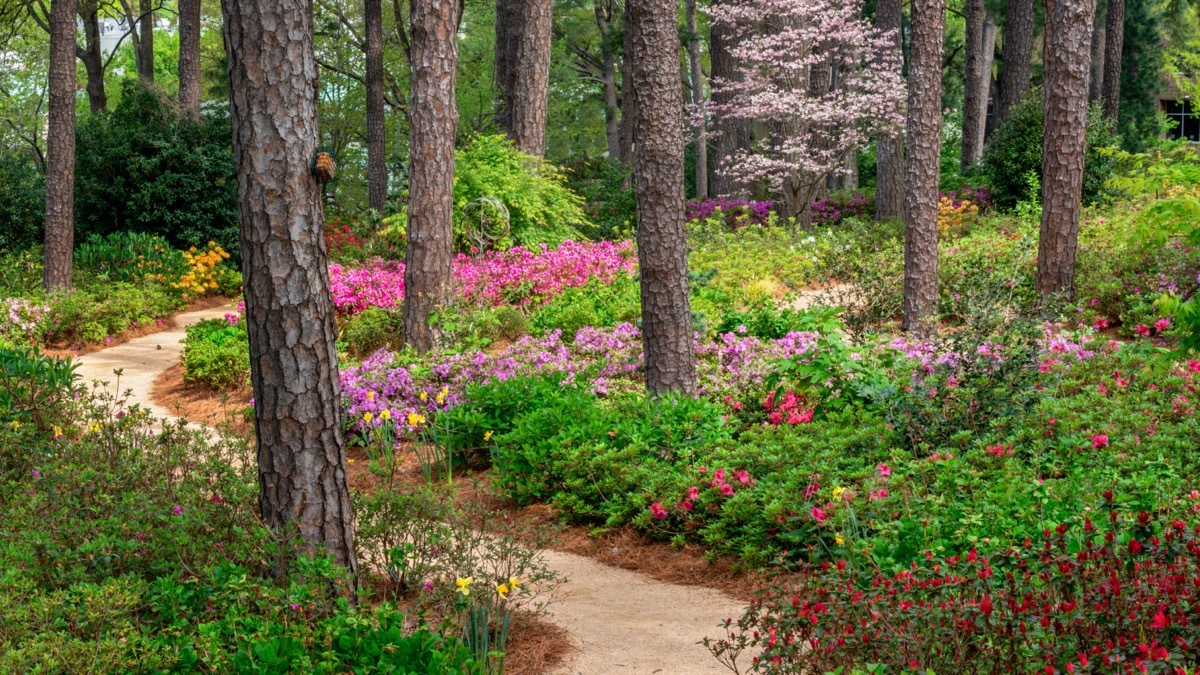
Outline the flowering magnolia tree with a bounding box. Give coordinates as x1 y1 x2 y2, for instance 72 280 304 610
708 0 906 220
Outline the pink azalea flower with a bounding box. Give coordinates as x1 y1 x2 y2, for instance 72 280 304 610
650 502 668 520
172 504 183 516
686 486 700 500
1091 434 1109 449
1154 318 1171 333
810 506 828 522
680 500 694 512
720 483 735 497
877 463 891 478
1135 324 1151 337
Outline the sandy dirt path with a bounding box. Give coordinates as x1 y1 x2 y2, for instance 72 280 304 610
70 304 748 674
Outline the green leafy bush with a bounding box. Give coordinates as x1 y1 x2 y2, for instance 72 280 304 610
980 91 1121 209
529 272 640 340
342 306 406 357
562 157 637 241
43 285 184 345
0 151 44 251
74 81 239 258
74 231 190 287
182 317 250 390
389 134 593 251
715 303 844 340
0 389 484 674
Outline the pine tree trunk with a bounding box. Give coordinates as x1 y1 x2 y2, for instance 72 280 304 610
404 0 459 351
1089 0 1106 102
178 0 202 117
365 0 388 210
221 0 358 578
685 0 707 199
902 0 945 337
961 0 986 168
494 0 513 131
1101 0 1123 124
496 0 552 156
996 0 1033 128
874 0 904 219
77 3 108 114
1038 0 1095 299
973 14 997 150
137 0 154 83
44 0 76 293
629 0 697 396
596 0 621 159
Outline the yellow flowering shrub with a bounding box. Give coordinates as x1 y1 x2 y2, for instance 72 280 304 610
937 197 980 238
174 242 232 298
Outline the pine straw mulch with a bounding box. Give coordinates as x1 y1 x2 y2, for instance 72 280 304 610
150 363 254 436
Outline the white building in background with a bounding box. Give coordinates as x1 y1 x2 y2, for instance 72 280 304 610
79 16 174 58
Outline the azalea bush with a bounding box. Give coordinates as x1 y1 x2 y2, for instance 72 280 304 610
707 503 1200 674
328 240 637 316
182 315 250 390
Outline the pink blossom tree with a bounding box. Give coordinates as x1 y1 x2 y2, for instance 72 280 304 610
708 0 906 222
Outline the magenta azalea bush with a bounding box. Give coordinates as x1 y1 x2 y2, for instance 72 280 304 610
328 240 637 315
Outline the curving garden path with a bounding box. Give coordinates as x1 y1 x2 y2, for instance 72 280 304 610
71 305 745 675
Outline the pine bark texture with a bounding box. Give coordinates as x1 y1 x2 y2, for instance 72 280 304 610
365 0 388 210
686 0 707 198
178 0 202 117
221 0 358 576
1038 0 1096 299
629 0 697 396
1089 0 1106 101
137 0 154 83
1101 0 1123 123
902 0 945 337
961 0 987 168
974 14 997 148
495 0 552 155
44 0 76 292
874 0 904 219
996 0 1034 128
77 3 108 114
404 0 459 351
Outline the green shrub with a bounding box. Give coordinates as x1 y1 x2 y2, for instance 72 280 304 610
980 91 1121 209
715 303 844 340
42 284 185 345
342 306 405 357
182 317 250 390
74 81 240 258
389 135 593 251
562 157 637 241
0 247 44 298
74 231 190 287
0 390 484 674
0 151 44 251
529 272 640 340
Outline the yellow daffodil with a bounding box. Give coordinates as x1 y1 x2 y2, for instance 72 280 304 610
379 409 391 421
419 391 427 402
407 412 425 427
367 391 375 401
496 583 509 599
835 532 845 546
88 421 103 432
436 386 448 404
484 430 493 441
455 577 473 596
9 420 19 431
52 426 63 438
363 412 374 423
508 576 519 589
832 486 845 500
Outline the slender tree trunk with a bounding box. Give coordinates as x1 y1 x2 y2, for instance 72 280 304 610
221 0 358 578
806 51 831 207
596 0 621 159
1038 0 1095 299
685 0 707 199
1089 0 1106 102
404 0 458 351
874 0 904 219
996 0 1034 128
365 0 388 210
972 14 997 152
619 4 636 174
137 0 154 83
494 0 514 132
902 0 945 337
178 0 202 117
961 0 986 168
629 0 696 396
1101 0 1123 124
496 0 552 155
44 0 76 293
77 2 108 114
